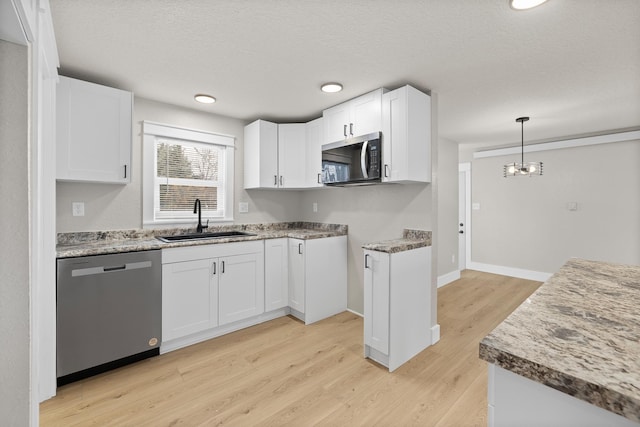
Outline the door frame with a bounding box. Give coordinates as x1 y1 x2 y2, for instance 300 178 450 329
458 162 471 271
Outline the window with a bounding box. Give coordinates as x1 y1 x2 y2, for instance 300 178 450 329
143 122 234 226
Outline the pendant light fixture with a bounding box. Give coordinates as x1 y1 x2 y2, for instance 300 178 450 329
503 117 543 177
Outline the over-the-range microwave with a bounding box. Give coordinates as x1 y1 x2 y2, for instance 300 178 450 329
321 132 381 186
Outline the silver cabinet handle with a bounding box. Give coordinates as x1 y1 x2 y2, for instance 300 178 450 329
212 261 216 275
124 165 127 179
364 254 370 269
280 175 283 186
384 164 390 178
343 124 347 137
274 175 278 186
221 261 225 273
317 173 321 184
298 243 303 255
349 123 353 136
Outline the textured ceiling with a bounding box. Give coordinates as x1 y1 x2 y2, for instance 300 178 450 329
50 0 640 148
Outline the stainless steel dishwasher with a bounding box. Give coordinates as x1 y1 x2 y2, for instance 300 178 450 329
56 249 161 385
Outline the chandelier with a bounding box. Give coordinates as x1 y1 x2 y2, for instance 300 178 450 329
504 117 543 177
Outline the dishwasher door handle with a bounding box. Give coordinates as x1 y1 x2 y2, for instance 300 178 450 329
72 261 153 277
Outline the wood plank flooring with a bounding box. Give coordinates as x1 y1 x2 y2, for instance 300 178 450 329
40 270 541 426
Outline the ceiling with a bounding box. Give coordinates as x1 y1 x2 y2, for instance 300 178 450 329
50 0 640 149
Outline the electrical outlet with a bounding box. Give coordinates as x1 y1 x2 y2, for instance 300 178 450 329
72 202 85 217
239 202 249 213
313 202 318 213
452 254 456 264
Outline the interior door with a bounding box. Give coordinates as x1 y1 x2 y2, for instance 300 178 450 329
458 171 466 270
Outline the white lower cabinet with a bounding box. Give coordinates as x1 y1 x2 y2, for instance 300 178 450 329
162 258 218 342
364 246 432 371
218 252 265 325
264 238 289 311
161 241 264 346
288 235 348 325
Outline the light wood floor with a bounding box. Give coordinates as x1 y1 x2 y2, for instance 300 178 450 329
40 270 541 426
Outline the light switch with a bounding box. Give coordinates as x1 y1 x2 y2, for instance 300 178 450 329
567 202 578 211
238 202 249 213
472 203 480 210
72 202 85 217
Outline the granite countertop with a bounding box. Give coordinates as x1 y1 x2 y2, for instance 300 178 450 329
361 229 432 253
56 222 347 258
479 258 640 422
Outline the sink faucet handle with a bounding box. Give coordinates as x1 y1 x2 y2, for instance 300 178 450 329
203 219 209 230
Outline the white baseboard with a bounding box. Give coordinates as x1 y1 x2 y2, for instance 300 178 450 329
468 261 552 282
347 308 363 318
431 324 441 344
437 270 461 288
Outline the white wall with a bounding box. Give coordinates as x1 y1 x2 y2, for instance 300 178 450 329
470 139 640 273
56 97 301 231
300 184 433 314
0 40 30 426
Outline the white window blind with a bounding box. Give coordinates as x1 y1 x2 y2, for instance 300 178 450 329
154 137 226 220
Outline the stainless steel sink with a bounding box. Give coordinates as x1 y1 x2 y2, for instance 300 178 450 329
156 231 256 243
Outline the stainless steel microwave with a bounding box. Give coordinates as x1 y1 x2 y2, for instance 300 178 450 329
321 132 382 186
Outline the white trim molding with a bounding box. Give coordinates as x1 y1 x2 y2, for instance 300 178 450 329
473 130 640 159
468 261 552 282
437 270 461 288
431 324 441 344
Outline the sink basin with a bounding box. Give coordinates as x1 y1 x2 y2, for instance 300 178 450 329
157 231 256 243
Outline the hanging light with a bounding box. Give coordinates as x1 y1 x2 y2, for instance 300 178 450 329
504 117 543 177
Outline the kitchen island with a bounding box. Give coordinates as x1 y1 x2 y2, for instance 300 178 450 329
479 258 640 426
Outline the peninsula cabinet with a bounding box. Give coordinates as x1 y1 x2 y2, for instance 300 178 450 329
322 88 386 143
161 241 264 343
381 85 431 183
56 76 132 184
364 246 432 371
288 235 348 325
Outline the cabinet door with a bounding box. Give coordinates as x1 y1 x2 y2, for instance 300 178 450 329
162 259 217 342
56 76 132 184
305 117 324 187
265 238 289 311
288 239 306 314
322 102 351 143
218 252 265 325
277 124 307 188
244 120 278 189
381 85 431 183
350 89 383 137
363 250 390 355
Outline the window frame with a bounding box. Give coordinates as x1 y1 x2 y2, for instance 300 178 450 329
142 121 235 227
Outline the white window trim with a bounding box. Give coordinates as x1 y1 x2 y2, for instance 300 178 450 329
142 121 235 228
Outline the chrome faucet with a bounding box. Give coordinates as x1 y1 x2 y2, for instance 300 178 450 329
193 198 208 233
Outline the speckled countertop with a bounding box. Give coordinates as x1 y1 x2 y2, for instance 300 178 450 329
361 229 432 253
479 258 640 422
56 222 347 258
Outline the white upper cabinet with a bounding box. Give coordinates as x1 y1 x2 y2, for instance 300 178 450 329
277 123 307 188
381 85 431 183
56 76 132 184
305 117 324 188
244 119 278 189
244 120 315 189
323 88 385 143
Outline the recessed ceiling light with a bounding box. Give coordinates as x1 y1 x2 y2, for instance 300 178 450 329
194 94 216 104
510 0 549 10
321 83 343 93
